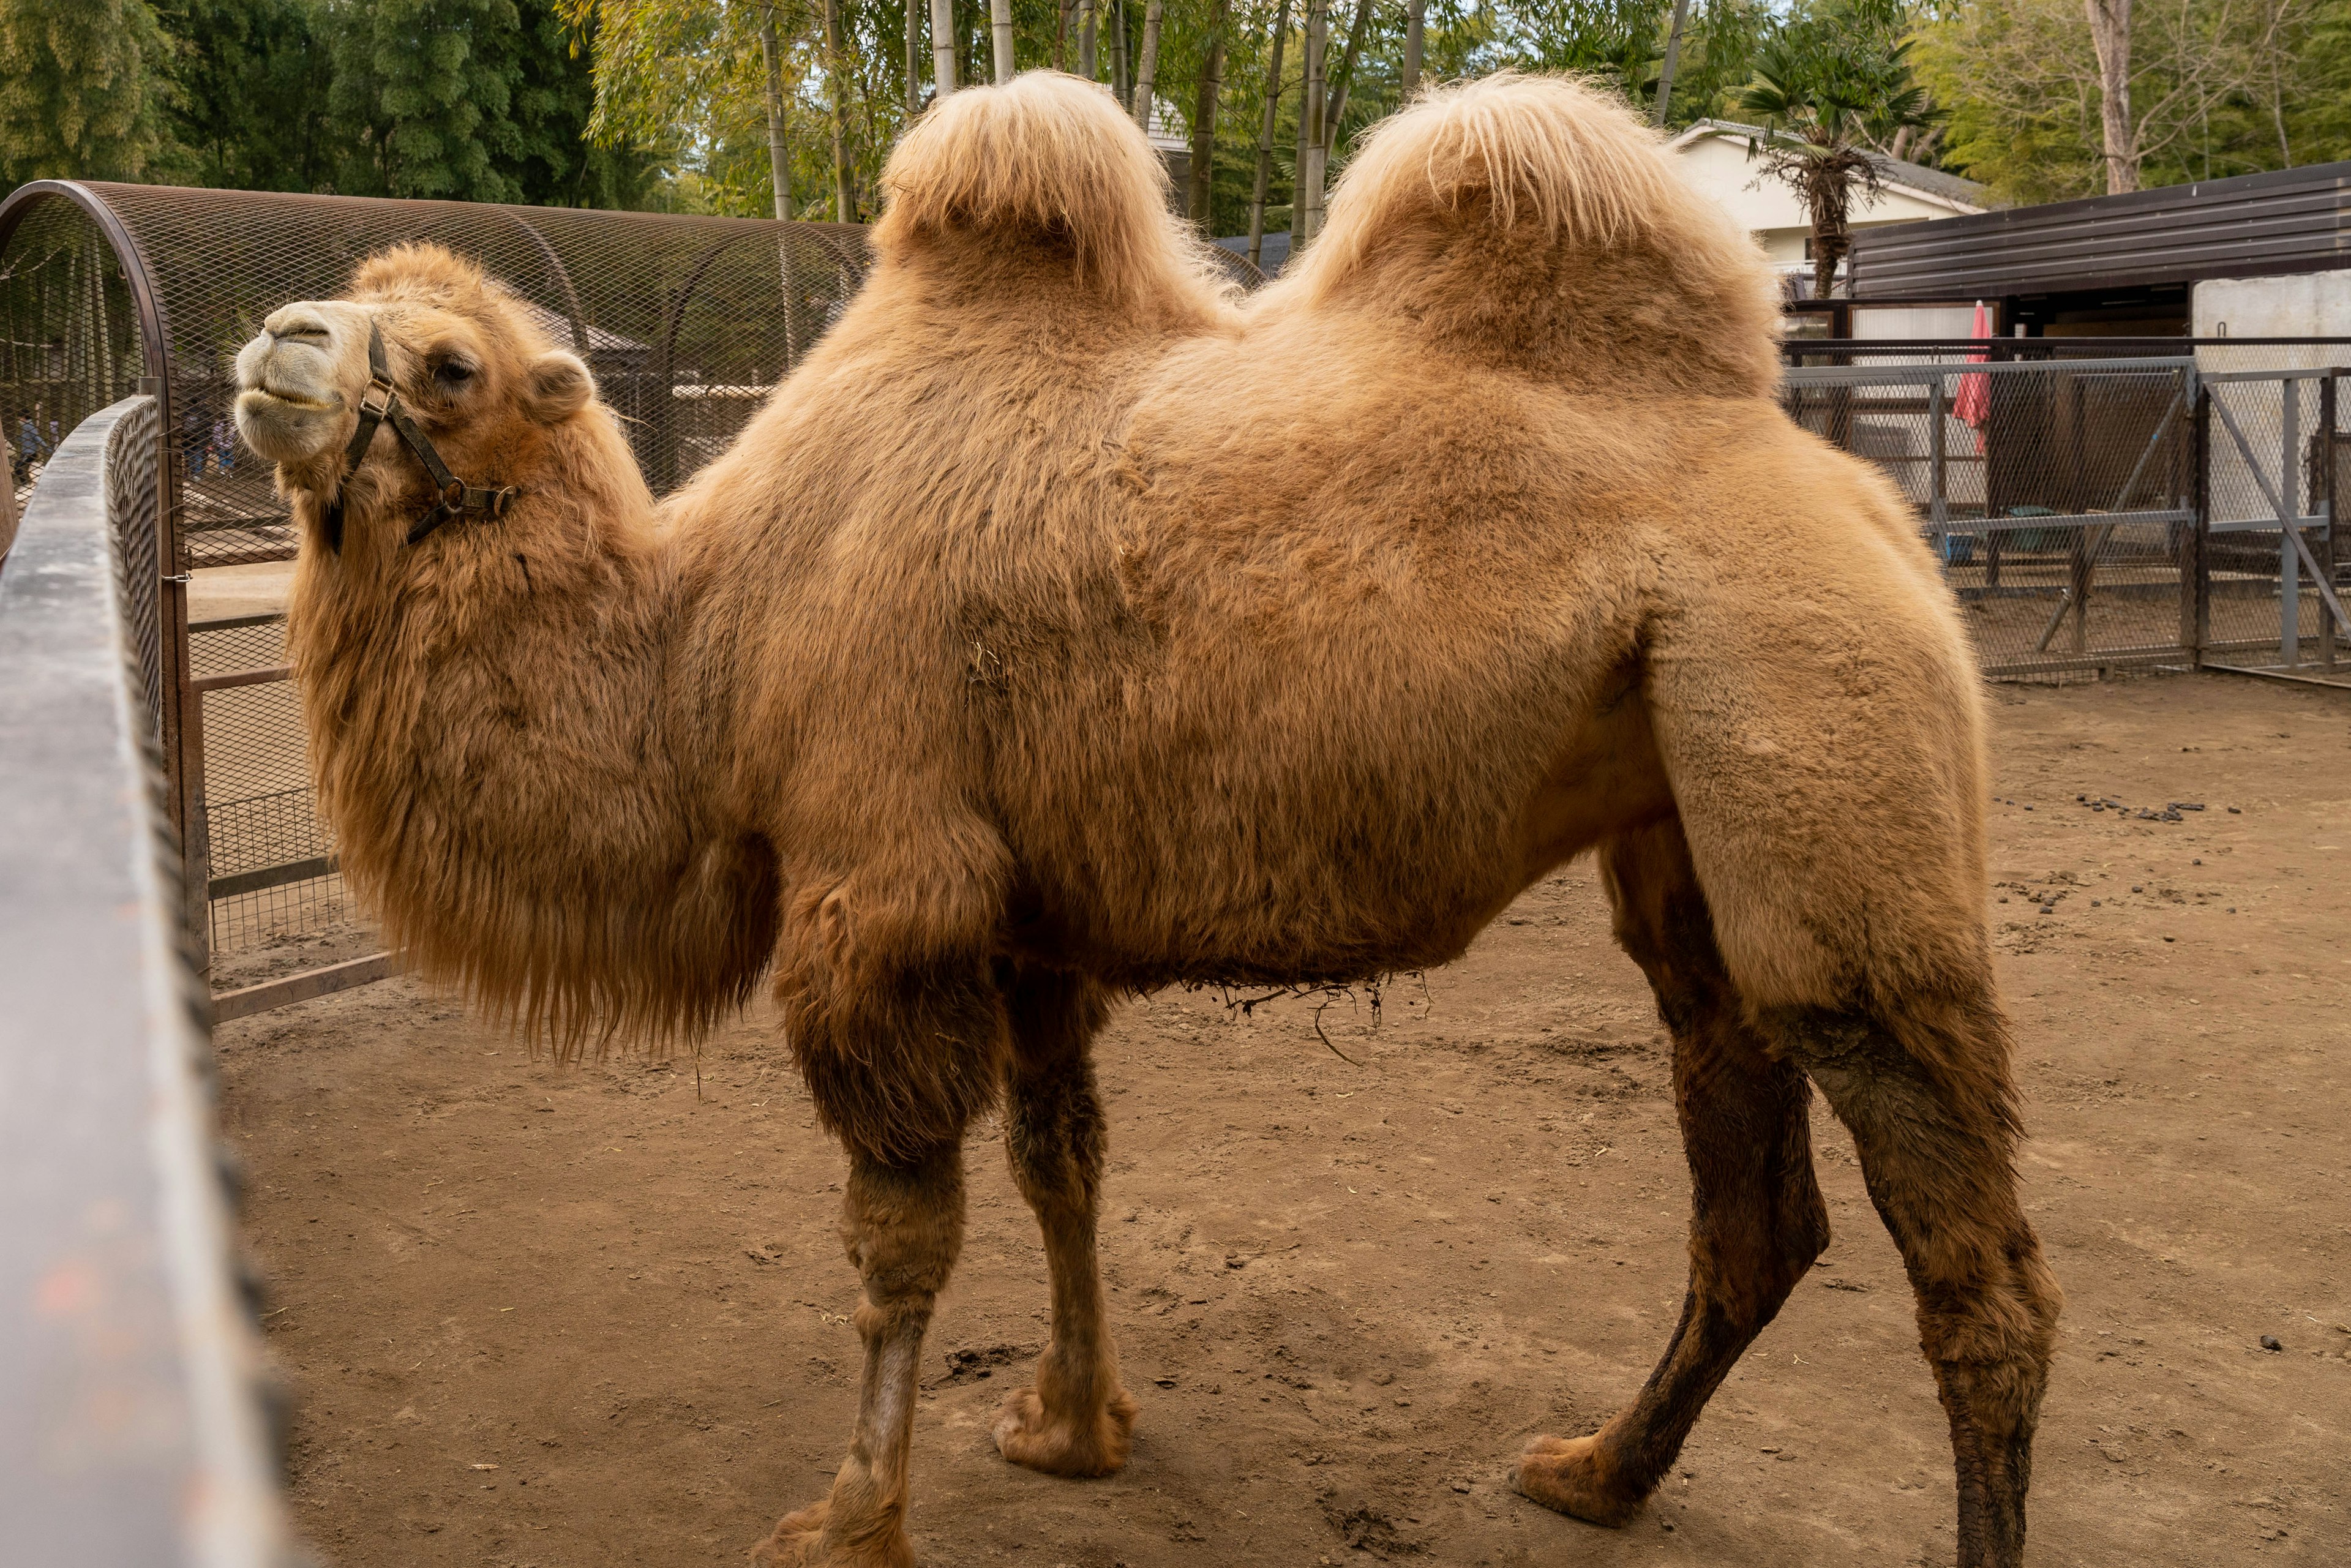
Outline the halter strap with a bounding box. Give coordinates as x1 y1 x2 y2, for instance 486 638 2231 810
318 320 519 553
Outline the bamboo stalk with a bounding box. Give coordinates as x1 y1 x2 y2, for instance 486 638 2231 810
1247 0 1293 270
931 0 958 96
825 0 854 219
1132 0 1163 130
1185 0 1230 225
1297 0 1329 242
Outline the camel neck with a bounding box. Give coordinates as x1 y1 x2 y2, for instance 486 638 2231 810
284 437 774 1049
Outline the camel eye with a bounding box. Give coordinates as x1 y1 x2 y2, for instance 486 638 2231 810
433 358 476 389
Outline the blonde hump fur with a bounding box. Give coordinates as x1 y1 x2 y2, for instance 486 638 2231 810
874 71 1231 310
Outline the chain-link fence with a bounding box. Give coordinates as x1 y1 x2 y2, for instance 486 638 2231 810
1781 340 2350 680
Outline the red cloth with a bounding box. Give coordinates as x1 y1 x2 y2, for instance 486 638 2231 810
1952 301 1991 454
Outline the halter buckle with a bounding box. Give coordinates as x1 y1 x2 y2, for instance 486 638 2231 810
358 379 394 418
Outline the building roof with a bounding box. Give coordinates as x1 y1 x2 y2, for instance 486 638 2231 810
1668 121 1990 212
1848 159 2351 299
1214 231 1291 274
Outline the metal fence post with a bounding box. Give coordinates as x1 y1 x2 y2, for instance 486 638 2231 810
2325 373 2339 670
2282 376 2301 667
1929 369 1948 536
2190 381 2211 667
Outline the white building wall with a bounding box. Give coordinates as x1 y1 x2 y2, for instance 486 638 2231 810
1668 133 1979 267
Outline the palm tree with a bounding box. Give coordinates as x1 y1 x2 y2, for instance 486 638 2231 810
1735 2 1939 302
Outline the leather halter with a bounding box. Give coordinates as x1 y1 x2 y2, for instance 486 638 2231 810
320 320 519 552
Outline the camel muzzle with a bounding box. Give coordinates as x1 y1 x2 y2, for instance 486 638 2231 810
321 320 519 553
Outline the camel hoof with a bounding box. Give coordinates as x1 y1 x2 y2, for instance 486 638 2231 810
748 1500 914 1568
1512 1433 1646 1528
991 1383 1138 1478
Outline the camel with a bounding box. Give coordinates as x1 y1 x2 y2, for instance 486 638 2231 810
231 71 2059 1568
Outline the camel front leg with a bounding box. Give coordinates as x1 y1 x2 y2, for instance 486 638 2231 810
991 967 1138 1477
754 1142 966 1568
757 885 1007 1568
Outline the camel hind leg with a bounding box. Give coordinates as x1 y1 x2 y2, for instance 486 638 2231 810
1514 818 1831 1525
990 966 1138 1477
1767 1000 2060 1568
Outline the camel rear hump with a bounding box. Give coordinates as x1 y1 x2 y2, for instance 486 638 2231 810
1277 73 1783 397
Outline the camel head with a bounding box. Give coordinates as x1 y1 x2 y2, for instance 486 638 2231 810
234 243 597 556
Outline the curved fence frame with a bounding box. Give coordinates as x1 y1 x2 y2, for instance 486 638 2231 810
0 394 294 1567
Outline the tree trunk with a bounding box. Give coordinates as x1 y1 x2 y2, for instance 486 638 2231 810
1400 0 1423 99
1653 0 1691 126
825 0 854 220
1112 0 1130 108
906 0 921 117
931 0 959 98
1296 0 1329 242
1056 0 1071 70
991 0 1014 81
2083 0 2136 193
1810 169 1851 302
1185 0 1229 227
758 8 792 219
1321 0 1372 154
1081 0 1098 80
1247 0 1293 269
1132 0 1163 130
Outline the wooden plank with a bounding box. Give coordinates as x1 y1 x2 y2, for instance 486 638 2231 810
211 951 400 1022
190 663 291 694
209 855 336 899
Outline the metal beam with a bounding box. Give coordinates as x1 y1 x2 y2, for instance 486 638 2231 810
0 397 298 1567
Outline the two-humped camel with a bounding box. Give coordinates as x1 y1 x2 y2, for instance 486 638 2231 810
231 70 2058 1568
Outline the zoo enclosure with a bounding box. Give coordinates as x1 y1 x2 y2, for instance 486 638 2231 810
0 182 882 1015
1781 338 2351 680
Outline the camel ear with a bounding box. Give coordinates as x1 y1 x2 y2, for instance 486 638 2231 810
523 350 594 424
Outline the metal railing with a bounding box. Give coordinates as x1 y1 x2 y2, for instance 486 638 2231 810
0 395 296 1564
1782 349 2349 678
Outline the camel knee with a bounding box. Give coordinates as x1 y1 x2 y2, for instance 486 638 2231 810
840 1144 967 1313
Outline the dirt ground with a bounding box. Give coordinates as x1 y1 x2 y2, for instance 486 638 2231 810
214 670 2350 1567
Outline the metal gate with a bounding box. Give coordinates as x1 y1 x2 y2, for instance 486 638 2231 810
1781 345 2349 680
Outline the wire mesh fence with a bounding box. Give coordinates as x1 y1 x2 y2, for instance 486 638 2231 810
0 182 912 1003
1780 340 2350 680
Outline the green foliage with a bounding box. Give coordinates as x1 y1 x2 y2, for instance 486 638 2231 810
0 0 178 185
154 0 334 192
317 0 657 204
326 0 525 200
16 0 2351 222
1919 0 2351 204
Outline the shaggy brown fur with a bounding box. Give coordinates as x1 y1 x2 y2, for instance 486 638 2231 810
233 71 2058 1568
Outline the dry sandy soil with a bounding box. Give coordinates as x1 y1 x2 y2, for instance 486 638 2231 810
214 670 2350 1567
